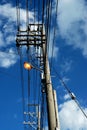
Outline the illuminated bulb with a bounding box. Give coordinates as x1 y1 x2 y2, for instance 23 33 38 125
24 62 33 70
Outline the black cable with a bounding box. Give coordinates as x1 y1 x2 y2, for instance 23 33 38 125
47 0 52 53
38 68 41 106
34 49 38 104
47 0 51 44
16 0 19 30
53 66 87 119
19 49 26 130
45 0 48 35
45 0 53 63
75 100 87 118
34 0 35 24
42 0 45 24
26 0 29 28
50 0 58 70
16 0 20 31
43 0 50 65
37 48 40 105
26 25 30 100
33 51 38 105
26 48 31 130
38 0 40 24
27 48 30 99
26 25 31 127
46 0 49 40
41 92 45 129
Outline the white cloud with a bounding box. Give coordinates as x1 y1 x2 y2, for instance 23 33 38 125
62 77 70 83
6 35 15 45
0 4 16 22
61 60 72 74
0 3 34 23
0 49 18 68
59 97 87 130
0 3 34 68
58 0 87 57
64 94 70 100
0 3 34 47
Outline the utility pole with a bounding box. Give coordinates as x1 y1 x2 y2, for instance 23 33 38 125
16 24 60 130
41 25 59 130
44 55 56 130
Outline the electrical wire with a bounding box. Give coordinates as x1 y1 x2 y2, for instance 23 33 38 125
26 0 29 28
19 50 26 130
16 0 20 31
42 0 45 24
53 66 87 119
16 0 60 129
50 0 59 70
38 0 40 24
47 0 50 45
16 0 41 129
47 0 52 53
34 0 35 24
26 48 31 130
33 51 38 105
75 100 87 119
16 0 19 30
27 48 30 100
46 0 49 40
44 0 53 63
41 92 45 129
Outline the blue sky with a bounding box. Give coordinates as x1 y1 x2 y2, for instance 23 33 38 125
0 0 87 130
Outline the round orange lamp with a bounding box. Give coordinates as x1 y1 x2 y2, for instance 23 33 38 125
24 62 33 70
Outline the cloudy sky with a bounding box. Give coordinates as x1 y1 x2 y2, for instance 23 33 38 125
0 0 87 130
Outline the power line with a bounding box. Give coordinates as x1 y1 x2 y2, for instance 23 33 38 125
50 0 59 69
53 66 87 119
42 0 45 24
16 0 20 31
47 0 52 53
38 0 40 24
26 0 29 28
75 100 87 119
15 1 60 129
19 50 26 130
34 0 35 24
27 48 30 101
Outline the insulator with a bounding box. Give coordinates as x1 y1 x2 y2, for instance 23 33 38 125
70 93 76 100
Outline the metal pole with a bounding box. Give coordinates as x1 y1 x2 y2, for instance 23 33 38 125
42 26 56 130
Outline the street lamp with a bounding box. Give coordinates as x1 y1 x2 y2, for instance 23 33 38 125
24 62 43 72
24 62 33 70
